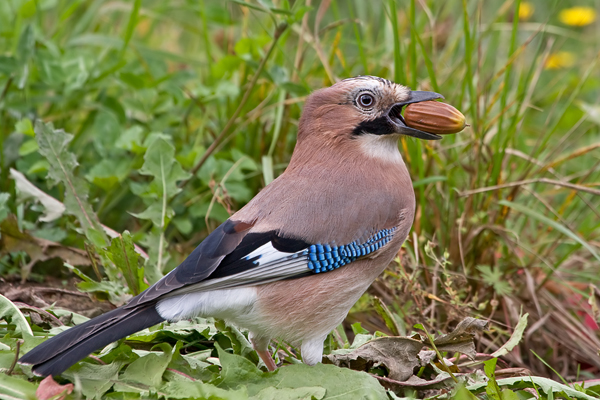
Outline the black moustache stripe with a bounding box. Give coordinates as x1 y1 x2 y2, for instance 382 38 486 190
351 116 395 136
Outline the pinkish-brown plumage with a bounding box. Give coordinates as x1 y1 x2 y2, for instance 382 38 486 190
21 76 446 376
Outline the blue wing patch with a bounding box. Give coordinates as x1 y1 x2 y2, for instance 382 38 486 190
307 227 397 273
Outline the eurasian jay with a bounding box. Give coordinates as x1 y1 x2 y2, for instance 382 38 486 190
20 75 444 376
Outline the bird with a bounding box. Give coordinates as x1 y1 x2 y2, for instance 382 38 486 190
19 75 444 376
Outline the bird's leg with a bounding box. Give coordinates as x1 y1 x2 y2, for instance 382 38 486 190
249 333 276 371
256 349 277 371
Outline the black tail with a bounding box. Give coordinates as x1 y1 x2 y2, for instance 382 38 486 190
19 304 165 377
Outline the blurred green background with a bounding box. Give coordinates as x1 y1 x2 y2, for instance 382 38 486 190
1 0 599 385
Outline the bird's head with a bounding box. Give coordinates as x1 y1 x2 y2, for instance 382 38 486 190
297 76 444 153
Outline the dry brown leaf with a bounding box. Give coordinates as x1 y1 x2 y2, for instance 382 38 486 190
432 317 488 359
325 336 424 381
326 317 487 382
0 215 91 281
418 350 437 366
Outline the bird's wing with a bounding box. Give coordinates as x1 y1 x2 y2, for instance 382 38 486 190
180 225 399 293
127 219 397 306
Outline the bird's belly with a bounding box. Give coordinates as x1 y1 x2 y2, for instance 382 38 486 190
250 255 394 344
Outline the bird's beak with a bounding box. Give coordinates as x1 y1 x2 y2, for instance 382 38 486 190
387 90 444 140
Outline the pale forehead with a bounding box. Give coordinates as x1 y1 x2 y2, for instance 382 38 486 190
336 76 410 103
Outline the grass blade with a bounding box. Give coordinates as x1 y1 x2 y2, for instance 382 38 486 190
499 200 600 263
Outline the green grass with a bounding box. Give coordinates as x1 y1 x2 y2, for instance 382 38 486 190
0 0 599 398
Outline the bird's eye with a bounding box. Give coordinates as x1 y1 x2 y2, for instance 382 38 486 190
357 93 375 108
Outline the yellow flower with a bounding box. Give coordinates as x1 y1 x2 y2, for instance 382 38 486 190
559 6 597 26
518 2 534 21
545 52 575 69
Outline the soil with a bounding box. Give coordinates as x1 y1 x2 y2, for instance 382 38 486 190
0 275 113 319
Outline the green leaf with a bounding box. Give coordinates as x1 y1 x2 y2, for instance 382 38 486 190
27 159 50 175
135 137 191 229
116 126 146 153
18 0 36 18
492 313 528 358
215 344 263 385
172 217 193 235
159 381 248 400
76 280 130 306
16 24 34 64
452 384 479 400
119 343 175 388
215 345 387 399
476 265 513 296
351 322 369 335
189 201 231 223
139 228 170 284
90 110 122 157
499 200 600 263
119 71 146 89
214 320 257 363
0 373 37 400
85 158 131 190
62 359 126 399
250 386 326 400
15 118 34 136
484 358 502 400
105 231 147 295
372 297 400 336
18 139 38 156
34 120 107 245
0 293 33 337
234 36 270 60
140 138 191 195
262 155 274 186
131 202 174 228
501 388 521 400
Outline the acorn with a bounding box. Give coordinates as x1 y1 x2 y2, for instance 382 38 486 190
404 101 467 135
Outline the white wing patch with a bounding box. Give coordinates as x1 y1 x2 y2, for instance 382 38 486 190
246 242 286 265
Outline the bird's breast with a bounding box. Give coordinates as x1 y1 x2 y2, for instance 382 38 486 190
235 155 415 245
